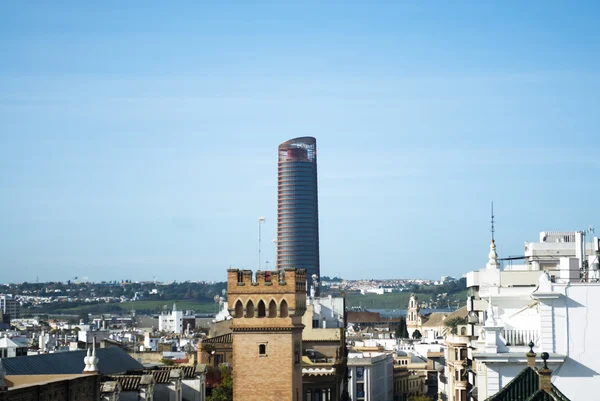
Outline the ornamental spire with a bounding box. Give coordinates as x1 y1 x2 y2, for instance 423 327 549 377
486 202 500 269
487 239 500 269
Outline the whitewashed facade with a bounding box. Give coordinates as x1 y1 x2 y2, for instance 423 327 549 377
158 303 184 334
347 352 394 401
440 231 600 401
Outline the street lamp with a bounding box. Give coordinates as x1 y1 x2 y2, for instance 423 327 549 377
258 217 266 270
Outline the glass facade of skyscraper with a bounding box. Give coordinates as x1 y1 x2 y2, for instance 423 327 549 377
277 137 320 293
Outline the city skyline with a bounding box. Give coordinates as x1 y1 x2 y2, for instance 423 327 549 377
1 2 600 282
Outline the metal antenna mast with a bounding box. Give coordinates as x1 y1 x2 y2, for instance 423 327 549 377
258 217 266 270
491 202 495 242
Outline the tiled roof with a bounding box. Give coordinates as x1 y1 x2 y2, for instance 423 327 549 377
146 369 171 384
485 367 571 401
155 365 199 378
106 375 139 391
421 312 448 328
445 306 468 320
202 333 232 344
346 311 381 323
1 347 144 375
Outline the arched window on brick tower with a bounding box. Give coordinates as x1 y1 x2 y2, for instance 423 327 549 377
280 300 288 317
235 300 243 318
268 300 277 317
257 300 266 318
246 300 255 318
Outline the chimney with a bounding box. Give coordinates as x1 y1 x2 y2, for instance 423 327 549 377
538 352 552 392
526 341 536 368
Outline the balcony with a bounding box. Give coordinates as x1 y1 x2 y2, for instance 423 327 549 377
503 329 538 346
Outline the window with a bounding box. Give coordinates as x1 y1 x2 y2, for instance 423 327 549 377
356 383 365 398
235 300 243 318
280 300 288 317
313 319 320 328
257 300 266 318
259 343 267 356
269 300 277 317
246 300 255 318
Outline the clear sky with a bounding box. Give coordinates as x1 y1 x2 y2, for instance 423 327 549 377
1 1 599 283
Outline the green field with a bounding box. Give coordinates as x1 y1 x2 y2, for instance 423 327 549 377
345 292 426 310
345 289 468 310
26 299 217 316
25 289 469 316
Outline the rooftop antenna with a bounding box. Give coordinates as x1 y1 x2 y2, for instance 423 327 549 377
491 201 495 242
258 217 266 270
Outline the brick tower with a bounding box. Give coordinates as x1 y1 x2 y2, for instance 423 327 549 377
227 268 307 401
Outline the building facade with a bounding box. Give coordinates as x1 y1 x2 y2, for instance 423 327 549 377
0 295 19 320
227 268 307 401
347 352 394 401
302 292 347 401
158 303 184 334
277 137 320 293
436 231 600 401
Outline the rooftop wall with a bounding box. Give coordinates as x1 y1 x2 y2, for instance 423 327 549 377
227 268 306 294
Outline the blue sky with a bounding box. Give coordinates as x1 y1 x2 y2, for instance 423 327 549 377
1 1 599 283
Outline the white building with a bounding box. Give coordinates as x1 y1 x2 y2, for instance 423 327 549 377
307 292 345 329
0 334 27 357
446 231 600 401
144 332 161 351
347 352 394 401
38 330 58 353
78 329 110 345
159 303 184 334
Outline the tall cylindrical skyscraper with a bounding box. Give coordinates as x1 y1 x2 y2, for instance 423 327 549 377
277 137 320 294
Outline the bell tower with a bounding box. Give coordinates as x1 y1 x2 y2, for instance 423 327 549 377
227 268 307 401
406 293 420 337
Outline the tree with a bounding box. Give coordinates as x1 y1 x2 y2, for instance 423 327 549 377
202 342 216 363
395 316 409 339
408 395 432 401
443 317 467 335
412 329 422 340
208 365 233 401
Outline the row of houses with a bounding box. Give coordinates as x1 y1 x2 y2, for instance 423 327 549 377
0 345 206 401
